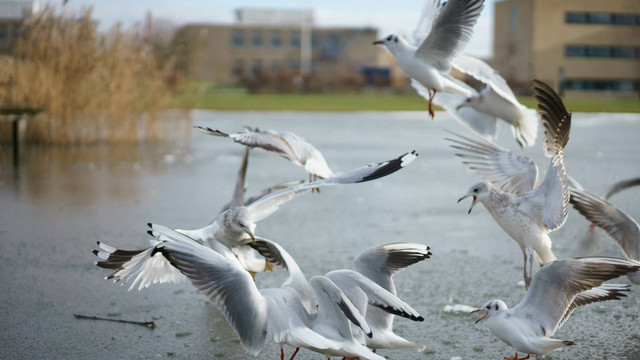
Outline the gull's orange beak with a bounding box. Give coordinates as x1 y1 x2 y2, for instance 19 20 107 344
471 309 488 324
372 40 384 45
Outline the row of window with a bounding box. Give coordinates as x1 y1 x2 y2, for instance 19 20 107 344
566 12 639 25
566 45 639 59
563 79 638 91
232 59 302 77
231 30 340 52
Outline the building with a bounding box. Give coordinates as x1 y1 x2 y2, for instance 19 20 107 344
0 0 38 55
171 8 385 89
494 0 640 98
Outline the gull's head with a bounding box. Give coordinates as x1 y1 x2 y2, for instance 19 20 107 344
456 95 481 110
471 300 507 324
373 34 403 51
458 182 490 214
225 207 256 243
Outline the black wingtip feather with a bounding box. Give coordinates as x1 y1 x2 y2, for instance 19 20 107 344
357 150 417 183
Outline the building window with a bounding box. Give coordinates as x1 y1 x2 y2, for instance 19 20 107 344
252 59 262 75
311 33 320 48
231 30 244 47
0 24 7 42
251 30 262 47
290 32 300 48
566 12 639 25
271 31 281 47
564 79 639 91
324 34 339 59
509 6 517 34
566 45 639 58
271 60 283 71
232 59 244 77
289 59 300 69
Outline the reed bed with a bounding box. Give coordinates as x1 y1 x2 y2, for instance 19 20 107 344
0 6 187 144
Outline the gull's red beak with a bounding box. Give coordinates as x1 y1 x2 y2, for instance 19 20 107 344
372 40 384 45
471 309 488 324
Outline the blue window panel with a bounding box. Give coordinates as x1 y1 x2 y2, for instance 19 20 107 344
290 33 300 48
565 79 638 91
586 46 610 57
231 30 244 47
613 14 638 25
324 34 339 59
289 60 300 69
590 13 612 24
565 45 586 57
271 32 281 47
0 24 7 41
566 12 588 23
509 6 518 33
252 30 262 47
311 34 320 49
612 47 637 58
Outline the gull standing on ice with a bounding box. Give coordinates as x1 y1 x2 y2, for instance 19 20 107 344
373 0 484 118
455 80 571 288
414 55 539 147
472 256 638 360
570 187 640 284
195 126 333 181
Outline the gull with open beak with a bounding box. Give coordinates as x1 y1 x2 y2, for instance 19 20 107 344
470 257 638 360
452 80 571 289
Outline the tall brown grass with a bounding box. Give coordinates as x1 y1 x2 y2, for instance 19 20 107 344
0 6 188 144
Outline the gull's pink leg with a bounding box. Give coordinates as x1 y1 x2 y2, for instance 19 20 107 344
289 347 300 360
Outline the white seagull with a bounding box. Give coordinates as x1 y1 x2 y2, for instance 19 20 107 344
455 80 571 288
94 151 418 290
348 243 431 351
414 55 539 147
373 0 484 118
251 240 424 359
570 187 640 284
472 256 638 360
195 125 333 181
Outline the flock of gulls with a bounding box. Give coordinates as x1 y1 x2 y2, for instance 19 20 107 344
92 0 640 359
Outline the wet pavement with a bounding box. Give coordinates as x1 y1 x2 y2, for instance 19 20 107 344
1 110 640 359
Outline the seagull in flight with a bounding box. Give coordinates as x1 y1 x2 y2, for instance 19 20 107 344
373 0 484 118
454 80 571 289
414 55 539 147
195 125 334 182
472 256 638 360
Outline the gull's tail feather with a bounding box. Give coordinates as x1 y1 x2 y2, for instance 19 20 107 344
512 107 539 148
532 80 571 157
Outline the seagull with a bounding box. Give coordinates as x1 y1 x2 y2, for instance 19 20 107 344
472 256 638 360
414 55 539 147
373 0 484 118
454 80 571 289
94 151 418 290
570 187 640 284
251 240 424 359
347 243 431 351
195 125 333 181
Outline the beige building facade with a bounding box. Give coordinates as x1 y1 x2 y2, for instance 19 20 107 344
494 0 640 97
172 23 381 86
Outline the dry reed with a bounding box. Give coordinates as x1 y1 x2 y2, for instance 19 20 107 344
0 5 187 144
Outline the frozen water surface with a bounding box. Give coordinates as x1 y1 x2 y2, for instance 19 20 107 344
1 110 639 359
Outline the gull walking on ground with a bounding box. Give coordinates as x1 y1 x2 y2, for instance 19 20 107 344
472 256 638 360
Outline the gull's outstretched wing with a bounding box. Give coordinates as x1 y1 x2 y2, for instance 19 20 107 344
446 131 538 194
556 283 630 331
521 80 571 230
326 269 423 322
246 151 418 222
512 257 639 337
570 188 640 260
415 0 485 72
601 177 640 201
452 54 518 105
411 0 444 46
354 243 431 294
149 226 269 355
218 180 305 215
229 147 250 211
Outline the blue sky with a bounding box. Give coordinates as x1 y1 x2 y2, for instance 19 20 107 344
53 0 498 58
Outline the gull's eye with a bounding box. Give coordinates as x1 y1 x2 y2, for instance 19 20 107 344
394 36 398 43
473 188 478 193
486 305 490 310
386 36 392 41
494 304 499 311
